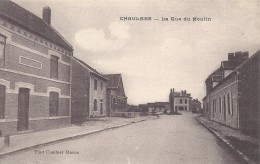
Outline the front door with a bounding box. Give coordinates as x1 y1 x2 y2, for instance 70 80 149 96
17 88 29 131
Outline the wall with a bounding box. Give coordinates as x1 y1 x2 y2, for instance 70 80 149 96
0 18 71 135
89 74 107 117
173 96 190 111
238 53 259 136
208 74 239 129
71 59 90 122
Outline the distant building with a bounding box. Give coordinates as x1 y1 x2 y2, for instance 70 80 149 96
147 102 169 115
105 74 127 116
0 0 73 135
71 57 108 122
169 89 192 113
203 51 259 137
190 99 201 113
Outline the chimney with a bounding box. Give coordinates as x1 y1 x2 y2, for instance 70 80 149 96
228 53 234 61
242 51 249 60
42 6 51 25
184 90 186 94
172 88 174 92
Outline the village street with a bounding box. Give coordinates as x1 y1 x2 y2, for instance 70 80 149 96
1 113 243 164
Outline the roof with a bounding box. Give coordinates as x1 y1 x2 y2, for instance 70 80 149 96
206 68 222 81
104 74 121 88
221 61 237 69
73 57 108 81
211 50 259 92
212 75 223 82
0 0 73 51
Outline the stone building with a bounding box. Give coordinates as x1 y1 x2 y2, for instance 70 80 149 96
105 74 127 116
203 51 259 137
0 0 73 135
169 88 192 113
71 57 108 122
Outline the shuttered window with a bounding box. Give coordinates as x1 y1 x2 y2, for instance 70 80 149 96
49 92 59 116
0 35 6 67
0 85 6 119
50 55 59 79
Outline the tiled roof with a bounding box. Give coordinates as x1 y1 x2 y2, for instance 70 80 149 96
0 0 72 51
104 74 121 88
73 57 107 80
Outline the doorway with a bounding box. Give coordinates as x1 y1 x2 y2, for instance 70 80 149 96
17 88 29 131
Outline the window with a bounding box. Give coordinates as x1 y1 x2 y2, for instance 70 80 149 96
180 99 182 104
227 93 233 115
223 95 226 115
100 99 103 115
213 99 217 114
113 98 117 104
230 92 233 115
50 55 59 79
219 97 222 113
101 82 103 90
185 99 187 104
49 92 59 116
94 99 97 111
0 85 6 119
0 35 6 67
94 79 97 90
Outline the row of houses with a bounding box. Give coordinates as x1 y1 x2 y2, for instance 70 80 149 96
0 0 128 136
202 51 259 137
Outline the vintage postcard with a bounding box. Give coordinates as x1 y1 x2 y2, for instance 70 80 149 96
0 0 259 163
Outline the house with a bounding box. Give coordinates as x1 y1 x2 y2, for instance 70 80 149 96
203 51 259 137
71 57 108 122
190 99 201 113
104 74 127 116
169 88 192 113
0 0 73 135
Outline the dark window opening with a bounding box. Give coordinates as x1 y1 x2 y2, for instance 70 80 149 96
94 79 97 90
0 84 6 119
50 55 59 79
49 92 59 116
94 99 97 111
0 35 6 67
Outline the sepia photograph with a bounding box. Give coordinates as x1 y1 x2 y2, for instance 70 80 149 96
0 0 259 163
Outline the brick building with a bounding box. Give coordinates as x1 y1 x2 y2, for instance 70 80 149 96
71 57 108 122
105 74 127 116
169 88 192 113
0 0 73 135
203 51 259 137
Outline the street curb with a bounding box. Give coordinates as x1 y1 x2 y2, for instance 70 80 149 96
195 116 255 164
0 118 148 157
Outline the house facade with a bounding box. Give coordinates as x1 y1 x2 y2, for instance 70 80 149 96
0 0 73 135
105 74 127 116
169 88 192 113
71 57 107 122
203 51 259 137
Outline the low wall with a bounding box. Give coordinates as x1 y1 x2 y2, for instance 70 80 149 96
111 112 144 118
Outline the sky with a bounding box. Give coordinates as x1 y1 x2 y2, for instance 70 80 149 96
12 0 260 105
